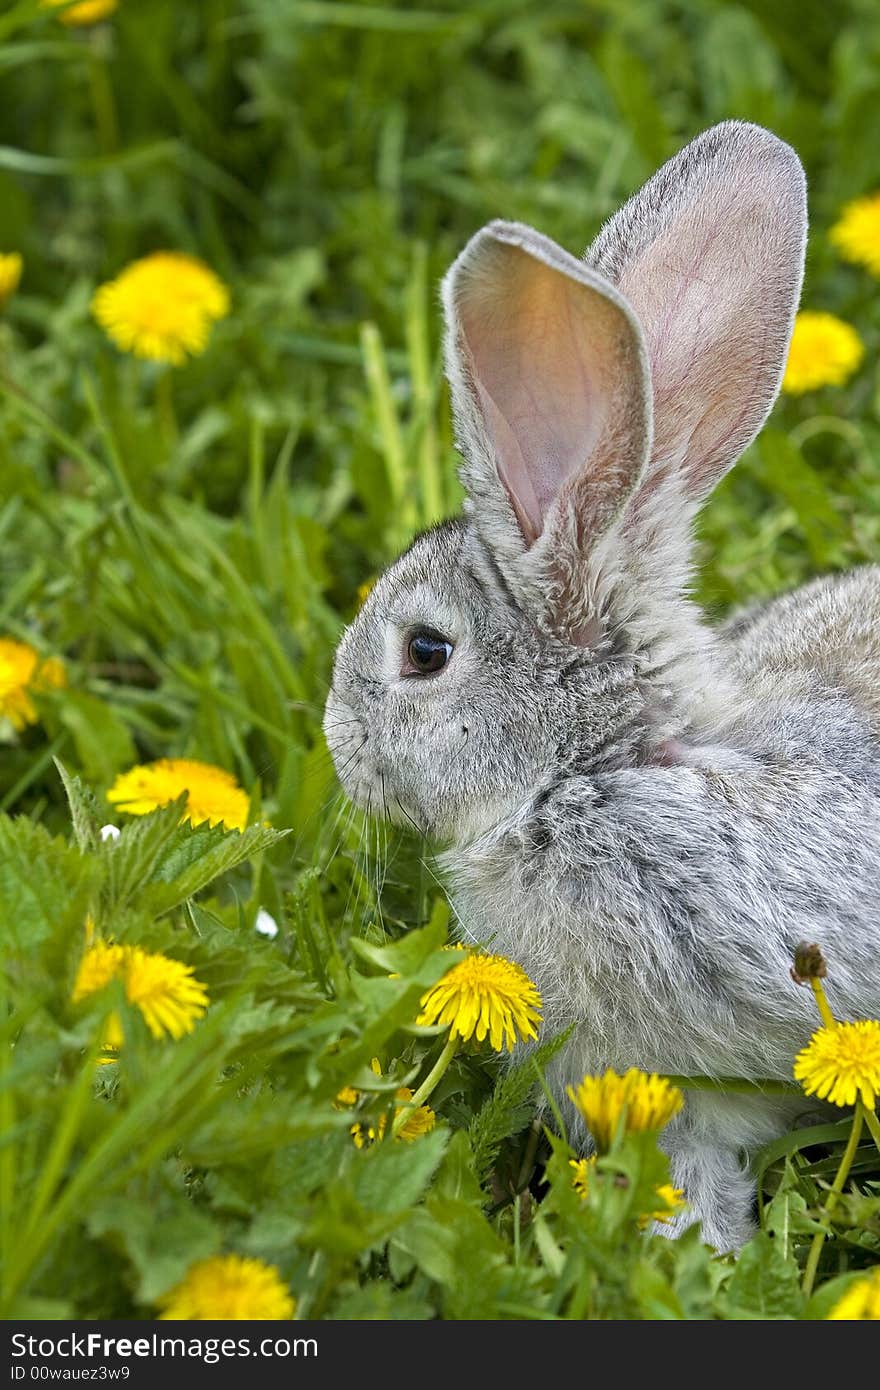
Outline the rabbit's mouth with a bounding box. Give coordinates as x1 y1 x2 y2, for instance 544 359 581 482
324 703 433 835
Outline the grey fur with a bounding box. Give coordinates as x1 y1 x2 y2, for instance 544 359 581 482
323 122 880 1251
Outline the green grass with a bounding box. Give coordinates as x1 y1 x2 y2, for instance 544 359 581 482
1 0 879 1320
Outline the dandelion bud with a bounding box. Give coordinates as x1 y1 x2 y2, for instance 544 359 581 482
791 941 828 985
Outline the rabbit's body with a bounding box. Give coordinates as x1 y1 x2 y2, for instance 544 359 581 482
447 563 880 1250
325 122 880 1251
726 568 880 724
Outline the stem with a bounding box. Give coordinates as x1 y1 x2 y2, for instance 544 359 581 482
390 1032 457 1139
861 1103 880 1156
87 46 119 154
802 1104 863 1297
810 978 837 1030
156 371 178 449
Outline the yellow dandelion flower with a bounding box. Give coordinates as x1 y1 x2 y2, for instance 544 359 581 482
568 1068 684 1154
43 0 118 25
392 1086 436 1142
794 1019 880 1109
569 1155 596 1199
0 638 65 731
417 951 542 1052
92 252 230 366
107 758 249 832
830 192 880 277
0 253 22 309
338 1067 436 1147
350 1101 436 1148
640 1182 686 1229
568 1154 683 1227
73 939 125 999
781 311 864 394
156 1254 295 1321
122 945 210 1041
827 1267 880 1320
72 940 209 1057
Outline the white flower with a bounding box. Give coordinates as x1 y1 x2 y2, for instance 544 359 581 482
255 908 279 939
100 824 121 842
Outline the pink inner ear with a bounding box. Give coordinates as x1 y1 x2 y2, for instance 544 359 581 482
458 242 645 547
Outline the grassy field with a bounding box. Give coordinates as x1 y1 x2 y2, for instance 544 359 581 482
1 0 879 1320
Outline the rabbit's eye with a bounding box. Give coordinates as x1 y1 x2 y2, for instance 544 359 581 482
405 630 453 676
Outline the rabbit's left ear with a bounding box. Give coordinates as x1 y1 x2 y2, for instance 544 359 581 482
587 121 807 503
443 221 652 623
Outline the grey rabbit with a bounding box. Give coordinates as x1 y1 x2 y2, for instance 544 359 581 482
323 121 880 1251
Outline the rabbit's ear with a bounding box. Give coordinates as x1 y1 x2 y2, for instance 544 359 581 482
587 121 807 502
443 221 652 574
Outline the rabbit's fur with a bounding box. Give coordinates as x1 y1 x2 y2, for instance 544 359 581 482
324 121 880 1251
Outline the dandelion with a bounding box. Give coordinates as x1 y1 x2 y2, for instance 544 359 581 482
156 1255 295 1321
92 252 230 366
72 940 209 1057
568 1068 683 1154
107 758 249 832
350 1091 437 1148
337 1062 436 1147
830 192 880 277
357 578 375 608
827 1267 880 1320
641 1183 686 1229
0 253 22 309
569 1153 684 1228
569 1155 596 1200
794 1019 880 1109
73 940 124 998
417 950 542 1052
0 638 65 731
781 311 864 394
391 1087 436 1141
43 0 118 24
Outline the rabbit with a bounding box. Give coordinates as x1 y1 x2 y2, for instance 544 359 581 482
323 120 880 1252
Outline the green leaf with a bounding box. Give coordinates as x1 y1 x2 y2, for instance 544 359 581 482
469 1027 573 1185
143 823 290 914
804 1270 867 1320
53 758 102 853
328 1283 433 1320
391 1196 516 1318
298 1187 404 1258
753 1117 854 1210
87 1192 220 1304
0 815 95 951
181 1092 341 1167
352 1127 448 1214
750 430 850 566
55 692 136 786
349 916 448 975
100 799 191 911
432 1130 486 1206
722 1232 805 1320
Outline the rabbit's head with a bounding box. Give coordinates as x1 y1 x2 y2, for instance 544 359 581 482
325 121 807 844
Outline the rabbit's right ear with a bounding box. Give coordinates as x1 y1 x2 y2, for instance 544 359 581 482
443 221 652 633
